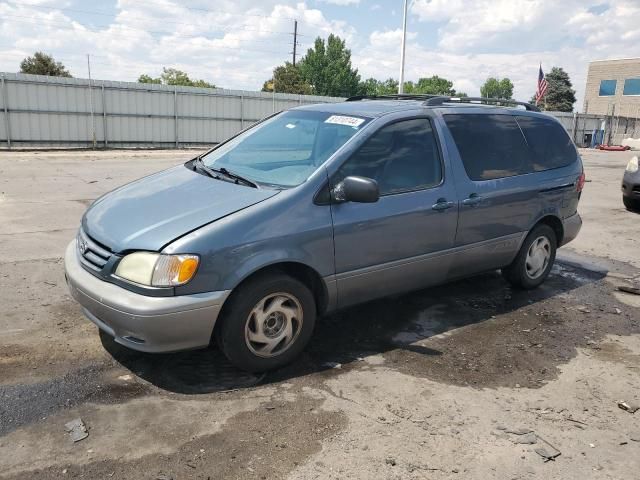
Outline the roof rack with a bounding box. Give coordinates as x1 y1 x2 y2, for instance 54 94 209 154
345 94 440 102
424 96 540 111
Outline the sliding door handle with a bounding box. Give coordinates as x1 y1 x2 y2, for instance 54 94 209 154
462 194 483 206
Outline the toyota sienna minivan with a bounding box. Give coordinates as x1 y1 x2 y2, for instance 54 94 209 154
65 95 584 372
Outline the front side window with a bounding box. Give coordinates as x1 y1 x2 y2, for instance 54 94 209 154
623 78 640 96
333 118 442 196
443 114 529 181
599 79 617 96
201 110 370 187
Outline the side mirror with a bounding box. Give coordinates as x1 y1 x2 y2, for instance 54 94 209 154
334 176 379 203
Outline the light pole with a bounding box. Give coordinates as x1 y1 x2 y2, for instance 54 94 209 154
398 0 408 94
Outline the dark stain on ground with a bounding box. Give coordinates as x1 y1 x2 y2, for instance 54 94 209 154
3 261 639 439
0 364 149 437
2 397 345 480
99 260 638 393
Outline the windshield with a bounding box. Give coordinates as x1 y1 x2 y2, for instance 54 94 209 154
200 110 370 188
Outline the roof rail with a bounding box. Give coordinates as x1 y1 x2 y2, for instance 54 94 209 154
345 94 440 102
424 96 540 111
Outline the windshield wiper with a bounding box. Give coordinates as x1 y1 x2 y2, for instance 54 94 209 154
194 156 222 181
194 156 258 188
211 166 258 188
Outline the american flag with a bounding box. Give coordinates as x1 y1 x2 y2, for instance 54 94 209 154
535 65 549 105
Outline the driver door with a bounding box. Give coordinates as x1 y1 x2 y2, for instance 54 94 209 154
330 118 459 308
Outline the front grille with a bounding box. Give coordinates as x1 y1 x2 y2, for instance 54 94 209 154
77 228 112 271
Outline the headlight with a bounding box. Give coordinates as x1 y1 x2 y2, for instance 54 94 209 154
626 156 639 173
115 252 199 287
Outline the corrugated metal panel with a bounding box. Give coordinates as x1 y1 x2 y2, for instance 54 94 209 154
0 72 344 147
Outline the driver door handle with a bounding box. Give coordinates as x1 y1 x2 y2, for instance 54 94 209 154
432 199 455 211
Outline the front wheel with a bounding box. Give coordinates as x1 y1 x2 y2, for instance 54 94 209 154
502 224 557 289
216 273 316 372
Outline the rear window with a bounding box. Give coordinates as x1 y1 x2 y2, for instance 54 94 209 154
444 113 576 181
515 115 577 171
443 114 529 180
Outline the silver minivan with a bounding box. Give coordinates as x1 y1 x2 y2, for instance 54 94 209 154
65 95 584 372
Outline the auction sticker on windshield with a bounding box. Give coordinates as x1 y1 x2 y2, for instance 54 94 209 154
325 115 365 128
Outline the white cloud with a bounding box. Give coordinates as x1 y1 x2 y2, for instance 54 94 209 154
0 0 356 88
321 0 360 4
1 0 640 110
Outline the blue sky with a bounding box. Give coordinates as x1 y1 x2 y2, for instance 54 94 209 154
1 0 639 108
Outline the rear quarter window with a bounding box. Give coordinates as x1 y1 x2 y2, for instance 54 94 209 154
514 115 577 171
443 114 529 181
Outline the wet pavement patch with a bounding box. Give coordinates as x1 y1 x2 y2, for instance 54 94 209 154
0 364 148 437
100 333 265 394
97 261 639 393
2 397 346 480
286 262 639 389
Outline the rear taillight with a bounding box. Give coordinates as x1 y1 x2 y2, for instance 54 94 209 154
576 173 585 192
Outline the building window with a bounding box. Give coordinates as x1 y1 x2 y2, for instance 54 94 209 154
599 79 617 96
623 78 640 96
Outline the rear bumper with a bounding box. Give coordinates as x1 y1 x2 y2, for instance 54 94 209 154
560 212 582 246
64 240 230 353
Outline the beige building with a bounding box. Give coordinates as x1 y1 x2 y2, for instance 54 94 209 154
583 58 640 117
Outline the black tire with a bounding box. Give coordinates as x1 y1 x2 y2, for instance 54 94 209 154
623 196 640 212
502 224 557 290
216 273 316 373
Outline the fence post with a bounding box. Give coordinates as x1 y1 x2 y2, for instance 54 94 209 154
571 112 578 144
174 86 179 148
240 94 244 130
1 74 11 149
102 84 108 148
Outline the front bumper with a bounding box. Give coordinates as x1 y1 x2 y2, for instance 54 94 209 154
64 240 230 353
560 212 582 246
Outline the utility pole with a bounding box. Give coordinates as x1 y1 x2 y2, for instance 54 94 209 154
292 20 298 66
398 0 408 94
87 54 96 149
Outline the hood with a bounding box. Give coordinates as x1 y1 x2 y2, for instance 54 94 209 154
83 164 278 252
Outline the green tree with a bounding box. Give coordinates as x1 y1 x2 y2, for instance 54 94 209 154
19 52 72 77
358 77 399 96
262 62 312 95
137 74 161 84
403 75 458 95
137 68 215 88
537 67 576 112
480 77 514 99
298 34 360 97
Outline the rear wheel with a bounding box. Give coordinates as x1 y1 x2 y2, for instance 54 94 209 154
623 195 640 212
216 273 316 372
502 224 557 289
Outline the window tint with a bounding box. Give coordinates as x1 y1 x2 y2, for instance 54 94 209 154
599 79 617 96
515 115 577 171
623 78 640 96
334 118 442 195
443 114 529 180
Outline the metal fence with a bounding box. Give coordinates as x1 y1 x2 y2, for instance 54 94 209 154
550 111 640 148
2 72 639 149
0 72 342 149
